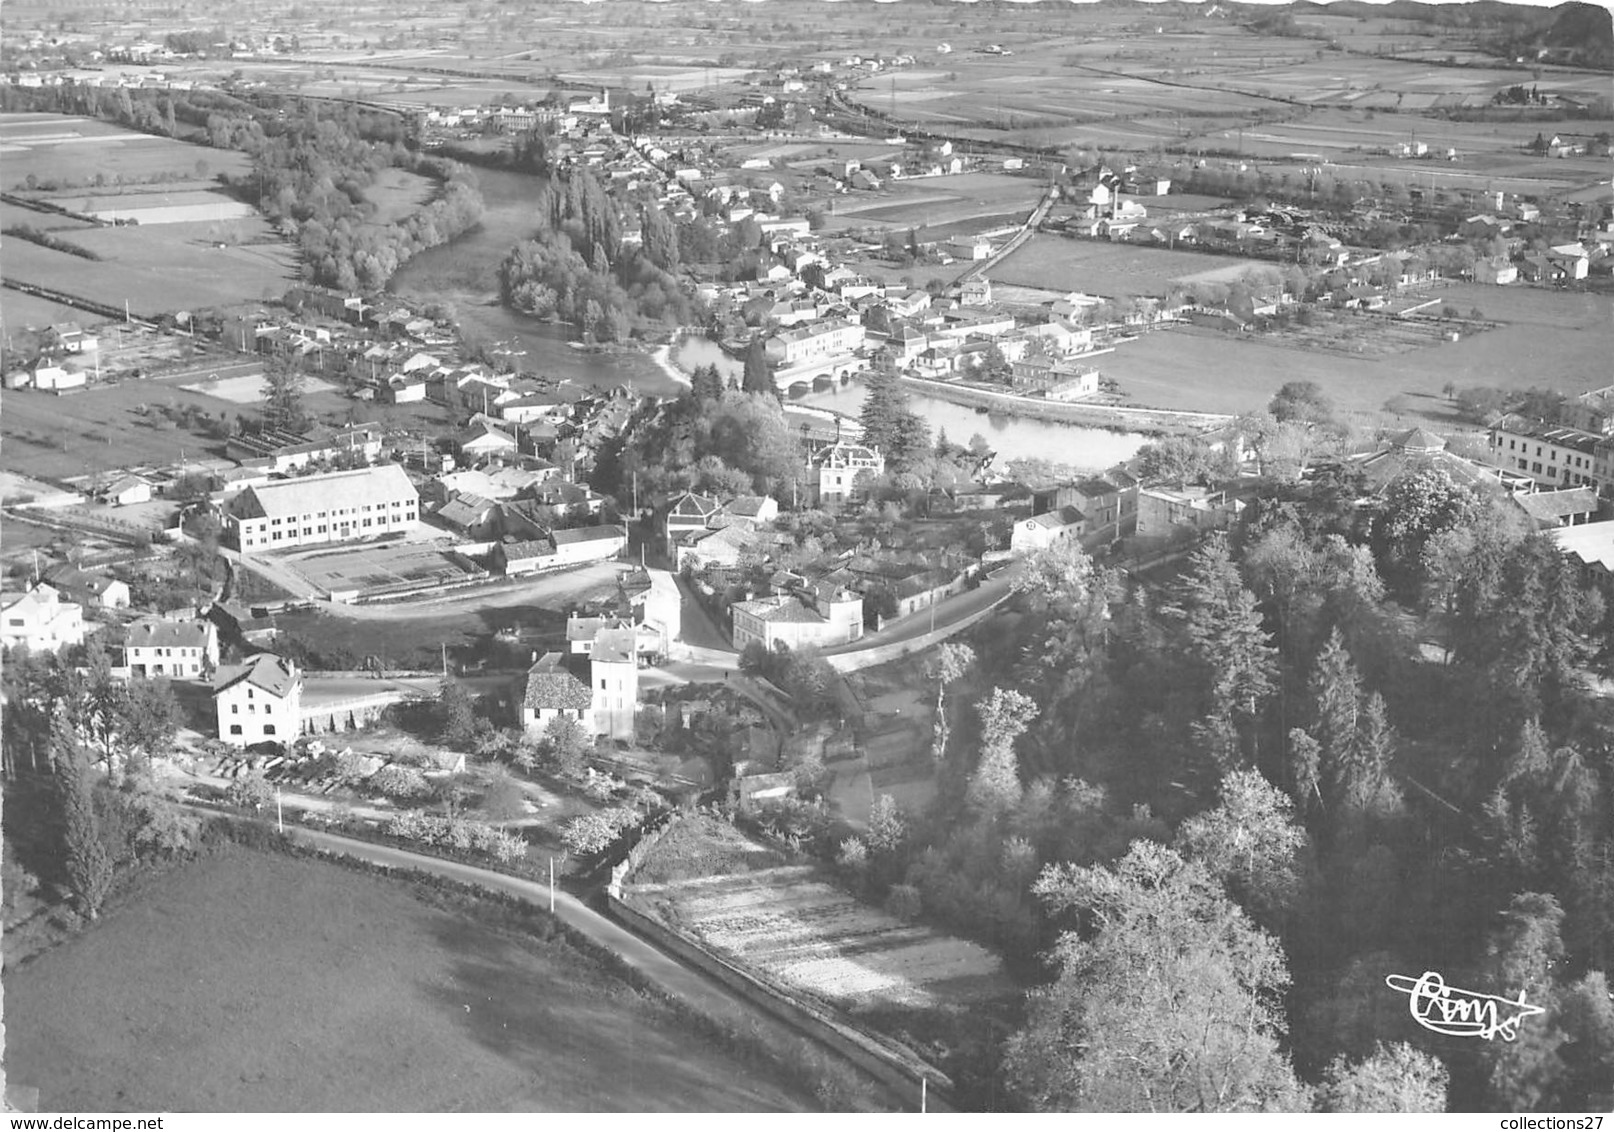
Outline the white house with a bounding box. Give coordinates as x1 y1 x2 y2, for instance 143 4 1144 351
590 626 639 741
521 652 595 736
1011 506 1087 553
813 441 885 503
731 585 864 651
0 584 85 653
102 474 153 507
212 653 303 746
551 524 627 566
124 618 219 679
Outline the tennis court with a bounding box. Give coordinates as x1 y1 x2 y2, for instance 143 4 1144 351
288 541 480 602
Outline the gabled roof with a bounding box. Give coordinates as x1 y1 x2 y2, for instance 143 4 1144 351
126 618 212 651
41 564 121 596
732 594 826 624
1028 506 1086 529
437 493 497 527
669 491 722 520
523 653 593 711
212 653 299 699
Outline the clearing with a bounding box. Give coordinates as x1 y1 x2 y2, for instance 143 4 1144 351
3 844 811 1111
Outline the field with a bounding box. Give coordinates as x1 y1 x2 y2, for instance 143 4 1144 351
1105 283 1614 423
2 223 297 318
993 234 1272 298
0 113 250 188
0 370 350 482
0 287 88 331
826 173 1045 238
180 372 341 405
3 845 811 1112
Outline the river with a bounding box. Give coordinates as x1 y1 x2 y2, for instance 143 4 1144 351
391 166 1145 467
387 164 681 396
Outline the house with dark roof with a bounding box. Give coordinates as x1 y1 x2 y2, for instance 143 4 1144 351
490 537 558 577
520 652 594 735
665 491 723 553
212 653 302 746
124 617 218 679
434 492 501 540
41 564 130 609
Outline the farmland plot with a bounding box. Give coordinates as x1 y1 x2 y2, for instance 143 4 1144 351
994 234 1271 298
633 821 1015 1018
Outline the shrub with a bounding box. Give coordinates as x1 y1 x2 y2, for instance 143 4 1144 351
368 764 431 800
560 807 639 856
885 883 923 922
226 770 273 811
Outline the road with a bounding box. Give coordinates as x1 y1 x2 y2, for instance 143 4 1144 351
823 562 1022 657
275 824 917 1112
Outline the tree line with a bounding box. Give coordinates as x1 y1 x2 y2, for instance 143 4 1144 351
823 449 1613 1110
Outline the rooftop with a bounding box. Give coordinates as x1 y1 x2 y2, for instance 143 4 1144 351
523 653 593 712
126 618 212 651
213 653 299 699
234 465 416 521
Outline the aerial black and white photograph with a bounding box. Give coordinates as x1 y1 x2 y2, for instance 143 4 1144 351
0 0 1611 1116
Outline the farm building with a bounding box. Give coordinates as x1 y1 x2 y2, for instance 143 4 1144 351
100 474 153 507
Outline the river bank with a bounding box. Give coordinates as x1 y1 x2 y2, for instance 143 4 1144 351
895 375 1232 438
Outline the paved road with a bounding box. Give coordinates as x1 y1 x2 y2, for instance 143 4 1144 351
823 562 1022 656
277 825 914 1111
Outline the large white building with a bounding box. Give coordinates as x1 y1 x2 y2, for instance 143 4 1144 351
763 319 865 367
213 653 303 746
224 465 419 552
1487 416 1601 491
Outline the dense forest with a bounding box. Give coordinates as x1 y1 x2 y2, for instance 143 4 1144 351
829 450 1614 1110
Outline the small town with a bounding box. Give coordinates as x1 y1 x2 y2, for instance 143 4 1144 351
1 0 1611 1118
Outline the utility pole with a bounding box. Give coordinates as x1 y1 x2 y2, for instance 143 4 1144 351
549 857 555 913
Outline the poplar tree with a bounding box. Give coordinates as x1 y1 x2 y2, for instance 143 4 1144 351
53 714 113 920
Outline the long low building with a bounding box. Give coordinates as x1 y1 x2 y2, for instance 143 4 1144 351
224 464 419 552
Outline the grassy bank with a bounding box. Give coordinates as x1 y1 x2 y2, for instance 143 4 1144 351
3 841 815 1112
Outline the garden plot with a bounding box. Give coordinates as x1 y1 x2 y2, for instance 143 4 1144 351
635 821 1015 1016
